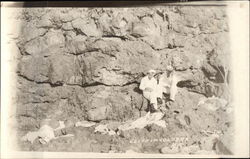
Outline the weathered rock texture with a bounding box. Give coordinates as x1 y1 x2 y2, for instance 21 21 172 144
7 6 232 153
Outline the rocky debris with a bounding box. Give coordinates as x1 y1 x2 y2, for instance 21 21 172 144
94 124 116 136
197 96 228 111
107 121 121 131
87 106 110 121
75 121 96 128
21 125 54 144
215 139 233 155
199 134 219 151
118 112 166 131
214 126 234 155
23 29 65 56
72 18 102 37
21 119 72 144
39 119 62 130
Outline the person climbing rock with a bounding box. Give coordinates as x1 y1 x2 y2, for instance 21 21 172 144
158 65 179 102
139 69 163 113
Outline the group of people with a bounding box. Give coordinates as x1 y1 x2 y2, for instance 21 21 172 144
139 66 179 113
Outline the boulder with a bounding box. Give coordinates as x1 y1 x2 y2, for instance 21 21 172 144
72 18 102 37
24 29 65 56
36 15 53 28
23 37 48 56
87 106 110 121
200 135 218 151
45 29 65 46
48 53 75 85
18 56 50 82
20 24 47 43
62 22 74 31
215 126 234 155
170 50 191 71
65 40 87 55
215 139 233 155
131 22 151 37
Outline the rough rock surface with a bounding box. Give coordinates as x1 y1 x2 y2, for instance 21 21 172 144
6 6 233 154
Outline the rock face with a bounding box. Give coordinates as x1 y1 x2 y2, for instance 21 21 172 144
8 6 232 153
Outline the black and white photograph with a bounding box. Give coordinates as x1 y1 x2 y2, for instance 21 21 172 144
1 1 249 158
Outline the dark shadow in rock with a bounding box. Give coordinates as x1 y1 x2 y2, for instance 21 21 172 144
163 92 172 103
145 125 152 132
141 99 150 113
201 66 225 83
145 106 150 113
184 115 191 125
214 66 226 83
173 110 180 114
133 87 142 94
177 80 196 88
201 67 215 81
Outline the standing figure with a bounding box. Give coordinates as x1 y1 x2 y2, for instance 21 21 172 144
158 66 179 101
139 69 163 112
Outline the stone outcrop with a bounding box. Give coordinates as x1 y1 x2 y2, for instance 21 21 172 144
13 6 231 121
6 6 232 154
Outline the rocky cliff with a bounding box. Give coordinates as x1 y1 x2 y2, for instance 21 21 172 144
6 6 233 153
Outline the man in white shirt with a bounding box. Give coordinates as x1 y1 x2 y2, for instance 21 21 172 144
139 69 163 112
139 67 180 112
158 66 179 101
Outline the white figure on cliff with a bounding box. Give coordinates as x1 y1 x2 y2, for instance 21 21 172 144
139 69 164 112
139 66 179 113
157 66 179 102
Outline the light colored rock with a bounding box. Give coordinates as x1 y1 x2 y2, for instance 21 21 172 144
98 13 113 35
75 121 96 127
64 31 76 41
200 135 218 151
72 18 102 37
45 29 65 46
65 39 87 55
37 15 53 28
94 124 116 136
118 112 166 131
107 121 121 130
62 22 73 30
24 29 65 56
131 22 151 37
87 106 109 121
21 125 55 144
24 37 48 56
18 55 50 82
96 68 130 86
48 54 75 85
21 25 47 42
215 139 233 155
160 146 179 154
170 50 191 71
40 119 60 129
215 126 234 155
197 96 228 111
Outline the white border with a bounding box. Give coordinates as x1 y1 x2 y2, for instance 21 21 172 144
1 1 249 158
